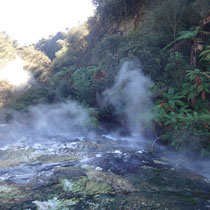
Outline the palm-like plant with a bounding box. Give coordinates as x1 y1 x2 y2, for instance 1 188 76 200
163 26 210 66
156 87 184 113
199 45 210 66
154 87 186 129
182 68 210 108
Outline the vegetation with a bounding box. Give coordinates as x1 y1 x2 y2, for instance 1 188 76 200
0 0 209 157
0 32 51 108
35 32 66 60
0 32 17 67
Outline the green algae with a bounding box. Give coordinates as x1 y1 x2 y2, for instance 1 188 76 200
0 148 41 168
59 168 136 197
33 197 79 210
86 170 135 193
0 183 25 204
37 154 78 164
0 139 210 210
61 179 73 192
61 176 112 195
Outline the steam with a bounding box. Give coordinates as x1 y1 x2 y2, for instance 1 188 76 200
0 59 209 181
160 148 210 180
0 57 31 88
0 101 94 144
0 57 95 145
103 61 153 136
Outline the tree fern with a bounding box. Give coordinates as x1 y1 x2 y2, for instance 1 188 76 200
176 27 200 41
199 45 210 62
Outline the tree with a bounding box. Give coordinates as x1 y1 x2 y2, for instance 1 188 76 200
18 46 51 83
0 32 17 67
35 32 66 60
163 26 210 66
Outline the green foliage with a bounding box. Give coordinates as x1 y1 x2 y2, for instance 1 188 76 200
0 33 18 108
177 27 201 41
162 26 204 52
164 52 189 84
48 0 209 157
192 0 210 19
72 68 93 104
92 0 143 24
84 106 99 128
153 65 210 155
18 46 51 84
0 81 13 109
52 24 88 70
35 32 66 60
1 0 209 157
71 66 101 105
149 0 187 37
10 86 61 110
199 45 210 63
181 68 210 111
156 87 185 113
0 32 17 67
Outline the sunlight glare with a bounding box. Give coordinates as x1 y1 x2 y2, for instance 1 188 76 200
0 57 31 87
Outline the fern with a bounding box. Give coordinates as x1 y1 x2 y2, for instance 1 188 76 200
199 45 210 62
176 27 200 41
162 27 202 52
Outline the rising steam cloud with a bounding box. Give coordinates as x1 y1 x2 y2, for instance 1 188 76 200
103 61 153 136
0 101 93 144
0 57 95 145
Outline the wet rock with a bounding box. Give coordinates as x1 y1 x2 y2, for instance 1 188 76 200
0 184 22 202
0 135 209 209
87 151 169 175
33 197 79 210
0 148 41 168
71 176 112 195
53 166 86 180
86 170 135 193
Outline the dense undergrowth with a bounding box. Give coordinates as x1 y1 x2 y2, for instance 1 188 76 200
0 0 209 157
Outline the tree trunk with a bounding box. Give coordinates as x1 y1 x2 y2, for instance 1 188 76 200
190 39 197 66
123 0 128 17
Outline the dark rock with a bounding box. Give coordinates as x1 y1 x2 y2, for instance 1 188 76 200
0 135 209 209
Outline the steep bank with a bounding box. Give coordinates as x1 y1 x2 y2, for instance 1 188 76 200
2 0 210 156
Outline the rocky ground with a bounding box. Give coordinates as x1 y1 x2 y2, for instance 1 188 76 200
0 135 210 210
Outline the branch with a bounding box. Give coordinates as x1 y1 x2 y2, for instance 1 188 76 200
201 72 210 79
151 135 160 152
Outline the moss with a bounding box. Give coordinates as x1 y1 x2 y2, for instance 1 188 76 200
33 197 79 210
37 155 77 164
60 176 112 196
86 170 135 193
85 180 112 194
61 179 73 192
0 184 23 202
0 148 41 168
59 169 136 197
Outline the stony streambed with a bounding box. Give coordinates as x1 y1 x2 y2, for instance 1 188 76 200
0 135 210 210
